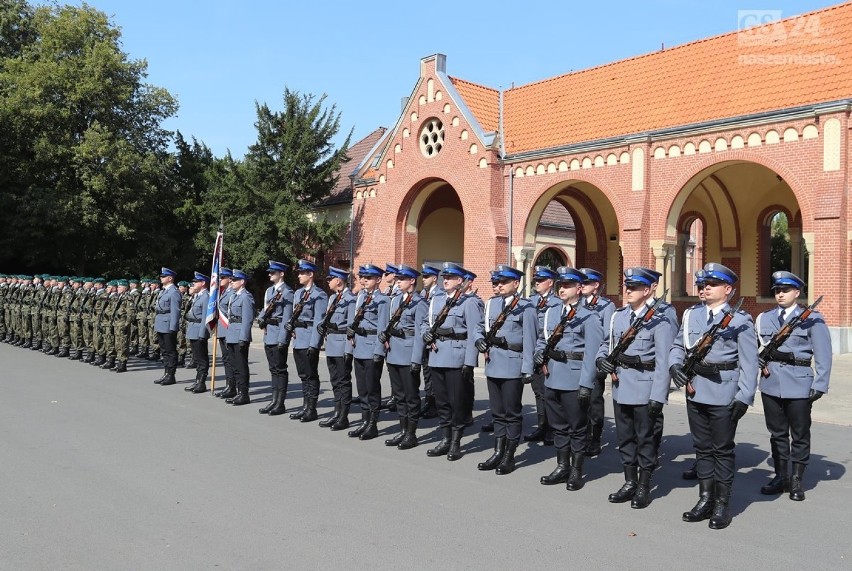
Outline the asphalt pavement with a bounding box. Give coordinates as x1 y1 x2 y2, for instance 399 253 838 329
1 340 850 570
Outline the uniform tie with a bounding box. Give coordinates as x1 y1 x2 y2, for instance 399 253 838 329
707 311 714 326
779 309 786 326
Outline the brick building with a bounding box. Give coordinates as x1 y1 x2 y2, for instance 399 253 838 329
331 3 852 351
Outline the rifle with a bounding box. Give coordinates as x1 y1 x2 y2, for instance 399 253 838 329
285 288 312 332
534 303 578 374
347 290 374 345
108 293 124 326
479 294 521 358
682 294 743 398
380 291 413 346
426 279 471 352
603 289 669 384
759 295 823 377
317 289 344 347
257 288 284 329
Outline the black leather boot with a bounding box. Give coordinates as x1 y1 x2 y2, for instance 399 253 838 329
381 395 397 411
398 419 418 450
319 402 341 427
608 466 639 503
541 448 571 485
585 424 603 457
385 417 407 446
69 349 81 360
259 389 278 413
330 404 350 430
348 410 369 438
708 482 732 529
153 369 168 384
427 427 452 457
631 468 653 509
186 372 201 392
114 360 127 373
446 428 464 461
359 411 379 440
160 368 177 386
289 396 307 420
268 389 289 416
100 356 115 369
192 374 208 394
478 436 507 471
682 460 698 480
790 463 806 501
57 347 69 358
300 397 319 422
93 354 105 367
420 395 438 419
83 350 94 363
566 452 586 490
496 439 519 475
216 378 236 398
761 458 790 495
230 386 251 406
683 479 715 522
524 415 547 442
148 349 160 361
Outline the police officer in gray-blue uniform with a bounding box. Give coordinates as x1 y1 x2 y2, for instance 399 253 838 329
461 268 483 426
756 271 831 502
258 260 294 417
378 262 400 411
669 262 758 530
525 265 562 444
317 266 356 430
535 266 603 491
225 270 255 406
286 259 328 423
579 267 615 458
215 268 237 399
381 264 427 450
680 268 708 482
418 264 442 419
596 267 675 509
153 267 183 387
421 262 483 461
184 272 211 394
346 264 389 441
474 265 537 476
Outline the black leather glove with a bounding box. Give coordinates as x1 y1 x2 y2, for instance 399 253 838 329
345 326 356 339
475 338 489 353
422 330 435 345
378 331 389 344
669 364 689 389
462 364 474 382
596 357 615 374
522 374 533 384
533 351 546 366
648 400 664 418
283 322 294 333
757 356 767 370
808 389 823 403
307 347 318 360
257 318 268 329
239 340 250 350
344 353 353 369
728 399 748 422
577 386 592 409
277 342 288 352
372 354 384 364
410 362 422 375
316 324 327 337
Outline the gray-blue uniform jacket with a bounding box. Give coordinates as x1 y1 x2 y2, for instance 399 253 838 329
225 288 254 344
290 285 328 350
536 303 603 391
386 292 427 366
586 294 615 340
154 285 182 334
669 302 758 406
261 283 294 346
530 291 562 333
598 303 675 405
476 295 537 378
352 289 389 360
186 290 210 341
756 305 831 398
217 288 234 340
323 288 356 358
421 290 483 368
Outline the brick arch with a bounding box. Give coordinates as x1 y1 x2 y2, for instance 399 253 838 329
396 177 465 265
756 204 795 295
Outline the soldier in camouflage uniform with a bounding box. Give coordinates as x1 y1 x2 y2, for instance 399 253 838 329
0 274 7 340
50 277 68 356
20 276 36 348
81 278 98 361
126 278 141 355
177 280 191 367
100 281 120 369
30 275 46 350
89 278 109 365
147 280 161 361
111 279 132 372
67 277 86 359
135 279 151 358
40 276 56 354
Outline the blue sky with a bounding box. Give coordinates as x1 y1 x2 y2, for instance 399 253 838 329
67 0 840 157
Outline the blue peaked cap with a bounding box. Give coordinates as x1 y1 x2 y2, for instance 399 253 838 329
703 263 738 285
159 267 177 277
384 263 399 275
267 260 289 273
232 269 249 280
579 267 603 283
326 266 349 280
193 272 209 282
493 265 523 281
358 264 383 277
771 271 804 289
421 264 440 277
623 267 658 286
556 266 586 283
295 259 318 273
440 262 465 277
533 265 558 281
394 264 420 280
219 267 232 278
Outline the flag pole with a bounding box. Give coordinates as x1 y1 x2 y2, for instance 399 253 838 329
209 322 218 395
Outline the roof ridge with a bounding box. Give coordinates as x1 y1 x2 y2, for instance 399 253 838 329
507 1 850 92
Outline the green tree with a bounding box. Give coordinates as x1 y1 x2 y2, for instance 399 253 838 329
770 213 791 276
0 1 178 275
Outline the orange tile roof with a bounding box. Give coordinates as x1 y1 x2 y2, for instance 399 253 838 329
317 127 386 206
451 2 852 155
449 76 500 132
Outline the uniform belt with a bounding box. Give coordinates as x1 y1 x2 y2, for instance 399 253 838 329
390 328 416 338
767 350 812 367
615 354 655 371
155 309 170 314
355 327 378 336
435 327 467 341
547 349 584 362
229 317 242 323
186 318 201 323
491 336 523 352
692 360 738 375
325 323 344 333
294 320 309 328
265 317 280 325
